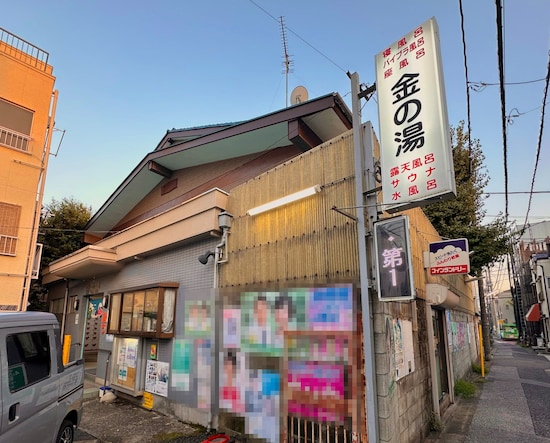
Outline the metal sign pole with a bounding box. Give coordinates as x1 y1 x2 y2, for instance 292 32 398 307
350 72 379 442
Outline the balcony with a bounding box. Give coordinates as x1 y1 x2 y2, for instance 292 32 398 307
0 234 17 256
0 27 50 72
0 125 30 153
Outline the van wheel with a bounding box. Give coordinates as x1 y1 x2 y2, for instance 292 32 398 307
56 420 74 443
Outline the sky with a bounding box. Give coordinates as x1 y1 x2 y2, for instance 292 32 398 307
3 0 549 231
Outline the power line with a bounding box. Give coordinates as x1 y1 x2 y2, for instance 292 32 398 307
458 0 473 176
468 77 546 91
506 101 550 124
485 191 550 195
246 0 348 74
521 50 550 232
495 0 509 222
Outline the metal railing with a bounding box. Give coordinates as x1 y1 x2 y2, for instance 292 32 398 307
0 234 17 256
286 416 361 443
0 27 49 71
0 125 30 152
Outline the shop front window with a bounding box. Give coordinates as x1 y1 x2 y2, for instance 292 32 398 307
107 284 177 338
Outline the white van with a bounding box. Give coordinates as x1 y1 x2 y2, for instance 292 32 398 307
0 312 84 443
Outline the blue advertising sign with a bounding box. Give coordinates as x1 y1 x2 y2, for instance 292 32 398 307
429 238 470 275
374 216 415 301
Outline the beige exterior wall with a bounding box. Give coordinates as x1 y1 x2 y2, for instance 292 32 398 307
0 35 56 310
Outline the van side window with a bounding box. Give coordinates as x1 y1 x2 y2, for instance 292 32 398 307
7 331 51 391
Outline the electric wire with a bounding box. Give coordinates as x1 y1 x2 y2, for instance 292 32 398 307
520 50 550 234
468 77 546 91
495 0 509 222
458 0 473 175
246 0 348 74
506 100 550 124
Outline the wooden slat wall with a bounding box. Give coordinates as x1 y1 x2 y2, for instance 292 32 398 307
221 128 474 313
223 131 358 287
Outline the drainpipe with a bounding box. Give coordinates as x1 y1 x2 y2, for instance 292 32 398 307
60 278 69 340
20 90 58 311
209 216 232 432
536 264 550 348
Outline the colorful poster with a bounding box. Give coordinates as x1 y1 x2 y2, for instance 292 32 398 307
220 349 244 413
309 285 353 331
223 308 241 348
172 339 192 390
241 292 275 353
244 369 280 443
239 291 306 356
145 360 169 397
185 301 211 337
88 297 105 319
196 339 211 409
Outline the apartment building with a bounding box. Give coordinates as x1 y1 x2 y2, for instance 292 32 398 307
0 27 57 311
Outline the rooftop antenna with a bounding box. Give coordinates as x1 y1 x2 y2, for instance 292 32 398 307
279 16 293 107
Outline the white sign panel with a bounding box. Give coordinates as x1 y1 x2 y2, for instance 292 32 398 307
375 17 456 212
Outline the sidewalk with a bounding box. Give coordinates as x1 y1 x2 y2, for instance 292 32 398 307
77 363 219 443
426 339 550 443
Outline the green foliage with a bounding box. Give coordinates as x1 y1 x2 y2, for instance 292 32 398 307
472 363 489 375
454 378 477 398
27 197 92 311
423 121 511 275
39 197 93 267
429 411 444 433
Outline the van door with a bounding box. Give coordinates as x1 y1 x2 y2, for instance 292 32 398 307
0 326 59 443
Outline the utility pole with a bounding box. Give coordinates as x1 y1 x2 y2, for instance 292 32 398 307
478 276 492 361
350 72 379 442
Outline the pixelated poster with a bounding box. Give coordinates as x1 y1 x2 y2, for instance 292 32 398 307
171 339 192 391
219 284 358 443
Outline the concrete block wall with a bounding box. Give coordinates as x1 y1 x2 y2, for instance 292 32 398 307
448 310 478 380
374 298 433 443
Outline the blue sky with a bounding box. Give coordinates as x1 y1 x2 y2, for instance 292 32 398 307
4 0 549 228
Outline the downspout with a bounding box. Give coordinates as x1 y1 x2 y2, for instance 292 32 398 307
60 278 69 340
209 224 230 431
425 304 440 419
536 264 550 348
20 89 58 311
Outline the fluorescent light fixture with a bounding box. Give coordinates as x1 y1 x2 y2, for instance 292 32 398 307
247 185 321 216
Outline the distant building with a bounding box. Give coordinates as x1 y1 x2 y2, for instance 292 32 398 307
0 27 57 311
511 220 550 345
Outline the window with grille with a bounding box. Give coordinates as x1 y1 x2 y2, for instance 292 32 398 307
0 202 21 256
0 98 33 153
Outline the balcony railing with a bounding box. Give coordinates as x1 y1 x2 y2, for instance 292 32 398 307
0 27 49 71
0 125 30 153
0 235 17 256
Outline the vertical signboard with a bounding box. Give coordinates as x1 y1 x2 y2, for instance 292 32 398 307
375 17 456 212
374 216 415 301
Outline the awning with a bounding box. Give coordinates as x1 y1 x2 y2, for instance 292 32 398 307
525 303 541 322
